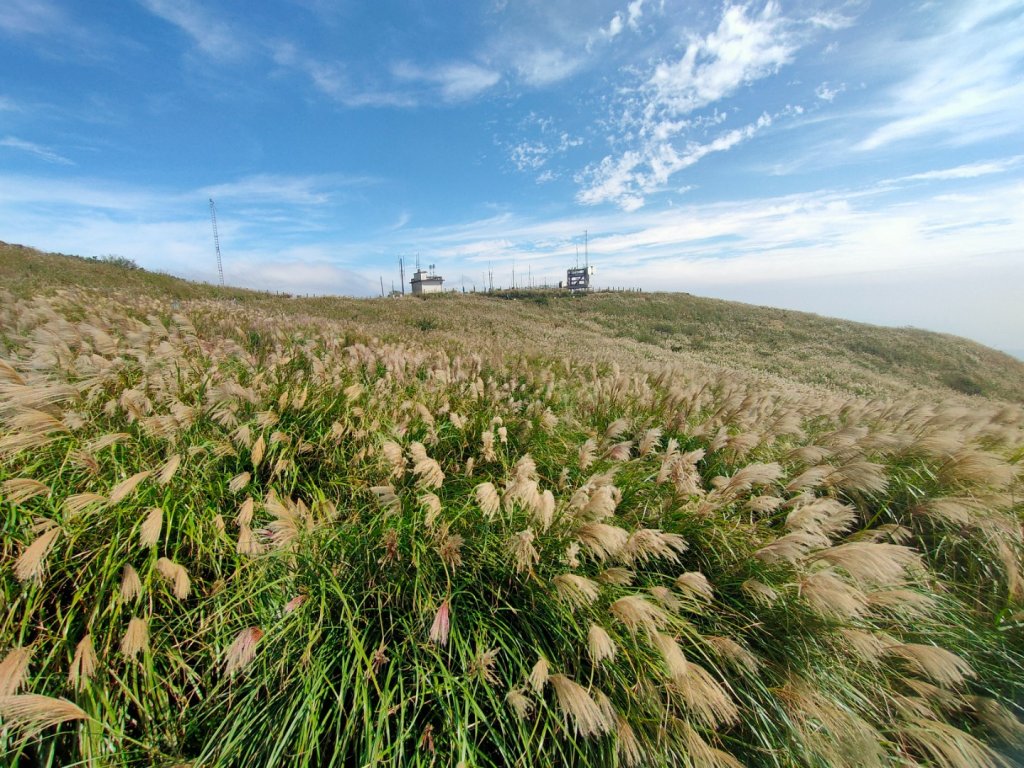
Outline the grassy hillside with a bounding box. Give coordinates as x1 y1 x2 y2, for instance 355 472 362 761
1 242 1023 766
3 242 1022 403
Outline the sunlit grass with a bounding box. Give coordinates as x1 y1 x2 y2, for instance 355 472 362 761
1 246 1023 766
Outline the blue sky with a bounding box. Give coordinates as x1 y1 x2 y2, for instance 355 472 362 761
2 1 1023 355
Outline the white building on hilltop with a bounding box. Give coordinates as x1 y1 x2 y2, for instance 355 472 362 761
411 266 444 295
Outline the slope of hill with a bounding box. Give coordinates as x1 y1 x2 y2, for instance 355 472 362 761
3 241 1023 403
1 241 1023 766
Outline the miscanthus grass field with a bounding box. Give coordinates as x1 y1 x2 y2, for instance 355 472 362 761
1 245 1023 767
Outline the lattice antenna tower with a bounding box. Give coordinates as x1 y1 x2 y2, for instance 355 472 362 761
209 198 225 287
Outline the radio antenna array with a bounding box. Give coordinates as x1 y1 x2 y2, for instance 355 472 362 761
209 198 225 287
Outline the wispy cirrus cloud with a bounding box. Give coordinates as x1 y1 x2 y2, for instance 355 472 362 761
511 47 583 87
886 156 1024 184
0 0 65 37
392 61 501 103
856 2 1024 151
136 0 247 60
0 136 73 165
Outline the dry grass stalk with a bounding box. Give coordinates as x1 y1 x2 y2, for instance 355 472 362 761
839 628 889 667
786 498 858 538
419 492 442 527
756 529 829 564
0 648 31 696
826 460 889 495
108 470 151 504
582 485 618 520
967 696 1024 745
225 627 263 676
265 493 314 550
480 430 496 462
741 578 778 604
676 571 714 602
382 440 405 479
251 434 266 469
886 643 975 689
578 438 597 471
468 647 500 686
616 715 645 767
474 482 500 518
620 529 688 566
900 716 1013 768
705 636 760 675
587 624 617 665
157 454 181 485
812 542 922 586
605 440 633 461
428 601 450 646
228 471 250 493
669 661 739 728
436 530 464 568
506 689 534 719
679 721 745 768
575 522 628 561
866 588 937 618
648 586 684 613
638 427 662 457
237 496 255 526
597 567 635 586
156 557 191 599
653 632 689 679
413 457 444 489
548 674 613 737
0 694 89 736
609 595 671 636
536 489 555 530
139 507 163 547
510 529 539 574
800 570 867 620
747 494 783 514
528 656 549 693
1 478 51 505
120 565 142 601
553 574 601 609
121 617 149 659
68 634 97 691
237 523 263 556
63 492 107 517
721 462 783 493
14 525 61 583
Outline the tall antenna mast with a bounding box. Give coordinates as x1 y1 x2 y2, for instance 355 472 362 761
209 198 225 287
399 256 405 295
584 229 588 270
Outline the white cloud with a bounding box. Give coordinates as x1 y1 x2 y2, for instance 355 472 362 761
578 113 772 210
890 156 1024 184
394 61 501 102
514 48 582 86
576 3 802 210
272 43 417 108
646 2 796 117
0 0 64 36
605 13 624 39
137 0 247 60
0 136 73 165
856 3 1024 150
814 81 844 102
626 0 646 30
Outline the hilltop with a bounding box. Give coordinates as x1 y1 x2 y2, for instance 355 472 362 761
3 241 1022 403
